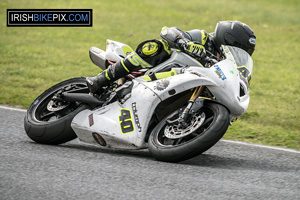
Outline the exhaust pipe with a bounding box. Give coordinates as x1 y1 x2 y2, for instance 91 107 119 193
62 93 104 107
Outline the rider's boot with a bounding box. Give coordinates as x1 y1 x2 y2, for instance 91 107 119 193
86 60 133 93
86 73 109 93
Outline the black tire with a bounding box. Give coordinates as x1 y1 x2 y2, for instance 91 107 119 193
148 102 230 162
24 77 90 145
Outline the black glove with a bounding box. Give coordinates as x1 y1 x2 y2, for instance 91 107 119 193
179 39 206 59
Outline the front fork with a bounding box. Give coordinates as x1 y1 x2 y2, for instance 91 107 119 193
179 86 205 127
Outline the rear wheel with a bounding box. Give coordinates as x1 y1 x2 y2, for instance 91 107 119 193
24 77 90 145
148 102 230 162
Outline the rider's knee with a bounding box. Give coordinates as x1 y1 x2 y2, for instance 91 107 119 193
136 39 172 66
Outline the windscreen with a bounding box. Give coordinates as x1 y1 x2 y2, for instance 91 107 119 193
224 45 253 84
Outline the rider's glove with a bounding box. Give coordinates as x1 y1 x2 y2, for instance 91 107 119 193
180 40 206 59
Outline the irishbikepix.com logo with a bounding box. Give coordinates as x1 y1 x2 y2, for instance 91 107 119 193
7 9 93 27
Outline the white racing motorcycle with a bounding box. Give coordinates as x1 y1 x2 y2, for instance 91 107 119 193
24 39 253 162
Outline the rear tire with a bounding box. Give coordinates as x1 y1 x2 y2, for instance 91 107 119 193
24 77 90 145
148 102 230 162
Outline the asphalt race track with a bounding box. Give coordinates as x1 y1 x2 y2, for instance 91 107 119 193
0 106 299 200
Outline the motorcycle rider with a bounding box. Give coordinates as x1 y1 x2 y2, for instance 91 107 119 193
86 20 256 93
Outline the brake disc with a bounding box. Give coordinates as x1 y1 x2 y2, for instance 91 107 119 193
47 88 70 112
164 112 206 139
47 99 70 112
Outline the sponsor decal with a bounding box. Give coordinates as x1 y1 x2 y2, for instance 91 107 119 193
88 114 94 127
237 65 251 89
7 9 92 27
119 109 135 134
154 79 170 91
92 132 106 146
132 103 142 132
214 65 227 80
33 99 39 105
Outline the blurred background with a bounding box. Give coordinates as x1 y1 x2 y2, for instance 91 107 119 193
0 0 299 149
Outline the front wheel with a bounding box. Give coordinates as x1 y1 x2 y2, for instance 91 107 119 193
148 102 230 162
24 77 90 145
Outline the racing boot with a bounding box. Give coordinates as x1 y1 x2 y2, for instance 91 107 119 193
86 59 135 93
86 73 109 93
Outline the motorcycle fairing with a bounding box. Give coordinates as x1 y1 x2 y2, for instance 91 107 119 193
72 42 253 149
72 81 159 149
71 72 217 149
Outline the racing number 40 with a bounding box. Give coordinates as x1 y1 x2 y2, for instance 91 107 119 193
119 109 134 134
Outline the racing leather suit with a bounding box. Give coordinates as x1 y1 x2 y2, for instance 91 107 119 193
86 27 215 93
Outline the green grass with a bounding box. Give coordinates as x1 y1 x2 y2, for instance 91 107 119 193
1 0 299 149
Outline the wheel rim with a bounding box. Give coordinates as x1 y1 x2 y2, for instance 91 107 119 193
32 82 87 123
156 105 216 147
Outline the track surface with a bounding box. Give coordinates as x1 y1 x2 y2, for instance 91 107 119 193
1 106 299 200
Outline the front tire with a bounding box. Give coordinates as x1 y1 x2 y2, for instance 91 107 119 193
24 77 90 145
148 102 230 162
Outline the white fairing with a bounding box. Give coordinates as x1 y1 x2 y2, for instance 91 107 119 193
72 41 253 149
72 81 160 149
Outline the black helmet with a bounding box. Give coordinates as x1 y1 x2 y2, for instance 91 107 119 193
213 21 256 56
